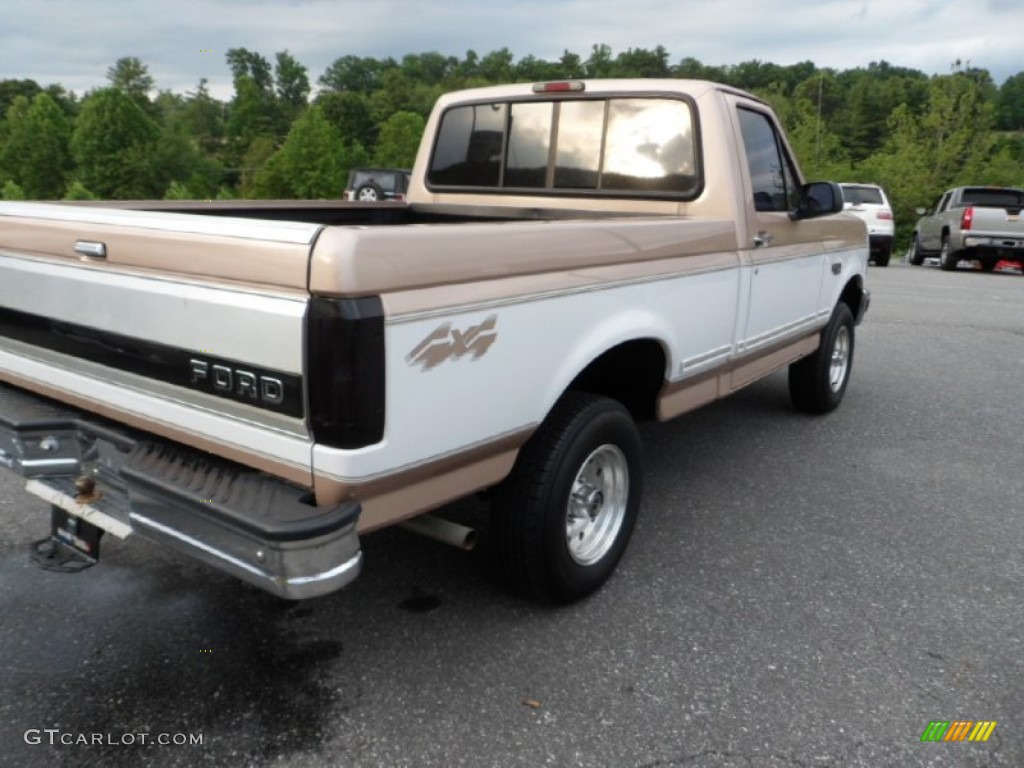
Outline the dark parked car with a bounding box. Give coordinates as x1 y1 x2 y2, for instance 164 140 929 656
344 168 412 202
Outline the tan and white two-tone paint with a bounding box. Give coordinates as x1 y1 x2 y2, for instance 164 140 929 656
0 78 867 540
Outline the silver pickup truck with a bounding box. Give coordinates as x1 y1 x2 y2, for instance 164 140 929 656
909 186 1024 271
0 79 868 603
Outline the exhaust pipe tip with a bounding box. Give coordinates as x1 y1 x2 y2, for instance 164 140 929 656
399 514 477 551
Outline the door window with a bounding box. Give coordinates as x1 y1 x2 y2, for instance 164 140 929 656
737 108 800 213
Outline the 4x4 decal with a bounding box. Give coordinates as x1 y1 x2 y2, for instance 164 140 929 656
406 315 498 371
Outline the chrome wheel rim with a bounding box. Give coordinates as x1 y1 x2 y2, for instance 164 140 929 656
357 188 378 201
565 444 629 566
829 326 851 392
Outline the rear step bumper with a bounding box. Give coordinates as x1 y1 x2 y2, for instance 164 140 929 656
0 381 361 599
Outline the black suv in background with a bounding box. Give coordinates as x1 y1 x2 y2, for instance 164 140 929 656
344 168 412 201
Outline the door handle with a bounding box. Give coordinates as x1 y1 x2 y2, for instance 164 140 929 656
753 231 773 248
74 240 107 259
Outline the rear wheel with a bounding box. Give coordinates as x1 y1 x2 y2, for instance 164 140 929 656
355 183 384 202
492 392 642 603
939 235 959 271
908 235 925 266
789 303 855 414
873 248 891 267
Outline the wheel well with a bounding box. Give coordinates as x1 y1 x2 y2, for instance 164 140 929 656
566 339 666 422
840 276 864 318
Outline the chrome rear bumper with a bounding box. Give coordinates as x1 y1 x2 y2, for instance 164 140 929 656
0 381 361 599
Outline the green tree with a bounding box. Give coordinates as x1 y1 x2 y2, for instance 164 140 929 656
183 78 226 154
226 48 280 154
514 55 563 83
997 71 1024 130
0 92 72 198
401 52 457 85
373 111 425 168
316 90 377 149
614 46 671 78
479 48 516 82
250 106 354 199
1 180 26 199
0 79 42 120
275 50 310 127
106 56 155 102
164 180 193 200
63 180 98 200
227 48 274 92
240 135 279 198
584 44 615 78
70 88 160 198
319 55 391 93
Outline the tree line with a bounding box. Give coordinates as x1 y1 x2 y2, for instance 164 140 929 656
1 45 1022 245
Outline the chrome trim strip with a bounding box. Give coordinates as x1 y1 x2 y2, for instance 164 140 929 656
1 337 309 438
0 348 313 479
19 457 80 470
286 552 363 587
129 511 267 579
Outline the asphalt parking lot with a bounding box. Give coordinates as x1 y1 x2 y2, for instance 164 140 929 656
1 262 1022 767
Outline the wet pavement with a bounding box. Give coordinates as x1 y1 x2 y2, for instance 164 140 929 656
1 263 1022 767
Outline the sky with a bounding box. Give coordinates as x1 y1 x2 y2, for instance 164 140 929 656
2 0 1023 101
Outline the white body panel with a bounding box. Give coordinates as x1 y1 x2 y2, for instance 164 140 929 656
314 263 745 482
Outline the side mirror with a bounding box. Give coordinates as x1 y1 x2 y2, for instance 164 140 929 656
789 181 844 221
915 207 927 216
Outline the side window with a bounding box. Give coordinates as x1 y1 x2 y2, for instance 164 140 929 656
738 108 800 213
936 193 951 212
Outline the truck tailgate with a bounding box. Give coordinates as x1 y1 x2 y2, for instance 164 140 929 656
0 202 317 484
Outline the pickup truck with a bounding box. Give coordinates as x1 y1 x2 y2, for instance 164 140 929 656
909 186 1024 271
0 79 869 604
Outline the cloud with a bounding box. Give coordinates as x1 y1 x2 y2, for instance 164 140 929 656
1 0 1021 102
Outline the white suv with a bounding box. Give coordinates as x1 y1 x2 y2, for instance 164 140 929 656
839 183 895 267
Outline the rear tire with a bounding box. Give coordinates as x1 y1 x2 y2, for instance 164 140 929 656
492 392 642 603
355 183 384 202
874 248 891 267
939 235 959 271
908 235 925 266
789 303 855 414
980 258 997 272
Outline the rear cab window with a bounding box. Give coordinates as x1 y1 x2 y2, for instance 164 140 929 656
427 94 701 199
960 188 1024 209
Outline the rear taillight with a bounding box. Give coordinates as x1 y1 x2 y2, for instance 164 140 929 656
307 297 385 449
961 206 974 231
877 210 893 220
